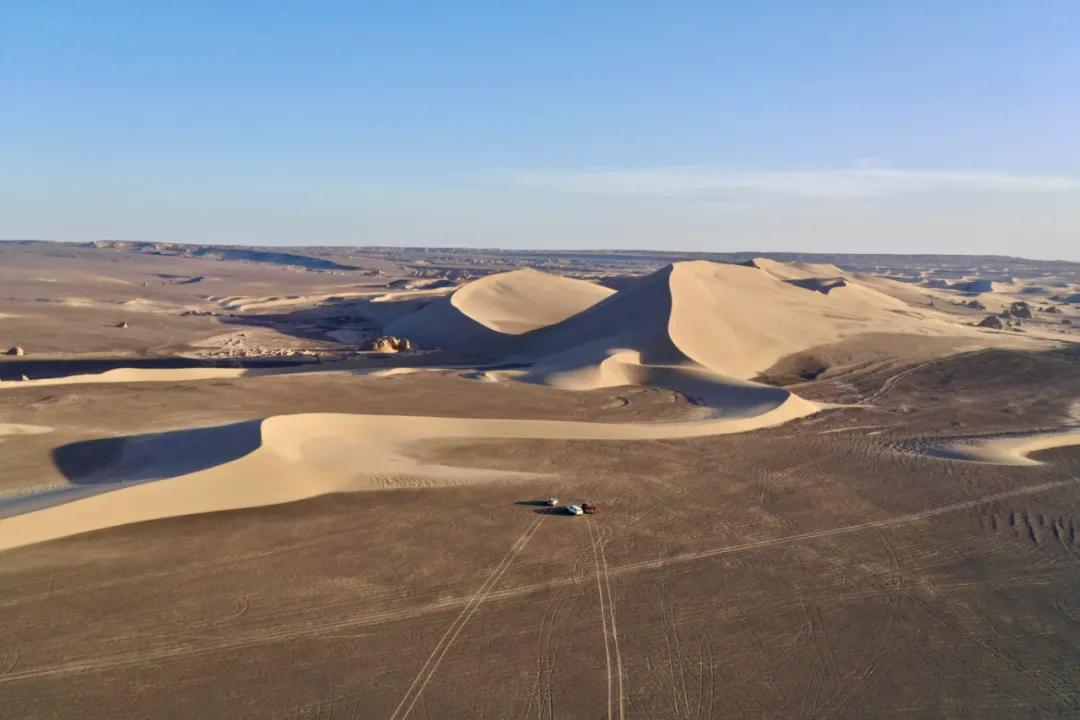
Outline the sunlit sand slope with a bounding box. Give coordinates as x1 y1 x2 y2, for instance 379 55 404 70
385 268 613 347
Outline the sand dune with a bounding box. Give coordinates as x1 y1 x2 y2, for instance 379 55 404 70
498 261 973 391
385 268 612 347
0 367 253 389
0 392 817 550
928 429 1080 466
209 290 384 313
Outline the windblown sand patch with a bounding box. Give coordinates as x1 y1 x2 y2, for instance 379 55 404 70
925 429 1080 466
0 423 53 437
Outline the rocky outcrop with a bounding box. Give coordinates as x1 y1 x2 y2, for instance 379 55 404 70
1008 301 1032 319
368 336 413 353
977 315 1004 330
5 346 24 356
963 299 986 310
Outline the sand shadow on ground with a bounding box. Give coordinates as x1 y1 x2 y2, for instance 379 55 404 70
52 421 264 485
2 421 265 520
515 501 584 517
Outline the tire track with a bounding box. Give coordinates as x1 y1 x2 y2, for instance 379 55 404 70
587 516 615 720
389 515 545 720
597 523 625 720
1 479 1072 687
520 541 591 720
608 479 1076 579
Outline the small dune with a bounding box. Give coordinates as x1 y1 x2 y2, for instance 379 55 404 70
0 396 817 550
922 429 1080 466
384 268 613 347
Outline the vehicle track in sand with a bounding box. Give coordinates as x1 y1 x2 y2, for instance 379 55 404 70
514 538 593 720
1 479 1074 687
389 515 545 720
857 356 954 407
587 516 625 720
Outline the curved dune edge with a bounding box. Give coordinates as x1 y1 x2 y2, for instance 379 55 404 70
928 429 1080 466
0 392 818 552
0 364 334 390
0 366 252 389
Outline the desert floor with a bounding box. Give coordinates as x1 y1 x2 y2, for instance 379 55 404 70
1 243 1079 718
1 348 1079 718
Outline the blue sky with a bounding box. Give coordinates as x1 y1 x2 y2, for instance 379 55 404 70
3 1 1078 258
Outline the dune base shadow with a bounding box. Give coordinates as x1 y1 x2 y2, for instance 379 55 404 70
52 420 264 485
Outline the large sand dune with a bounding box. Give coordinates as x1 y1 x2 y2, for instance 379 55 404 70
489 261 980 396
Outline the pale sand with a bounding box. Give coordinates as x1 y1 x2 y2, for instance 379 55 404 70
0 423 53 436
209 289 389 312
450 268 613 333
931 429 1080 466
386 268 612 346
0 387 817 551
0 367 253 390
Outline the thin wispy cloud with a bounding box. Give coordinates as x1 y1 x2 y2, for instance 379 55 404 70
515 168 1080 200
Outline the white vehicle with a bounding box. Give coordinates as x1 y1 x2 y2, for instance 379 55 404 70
546 497 559 507
566 504 584 516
